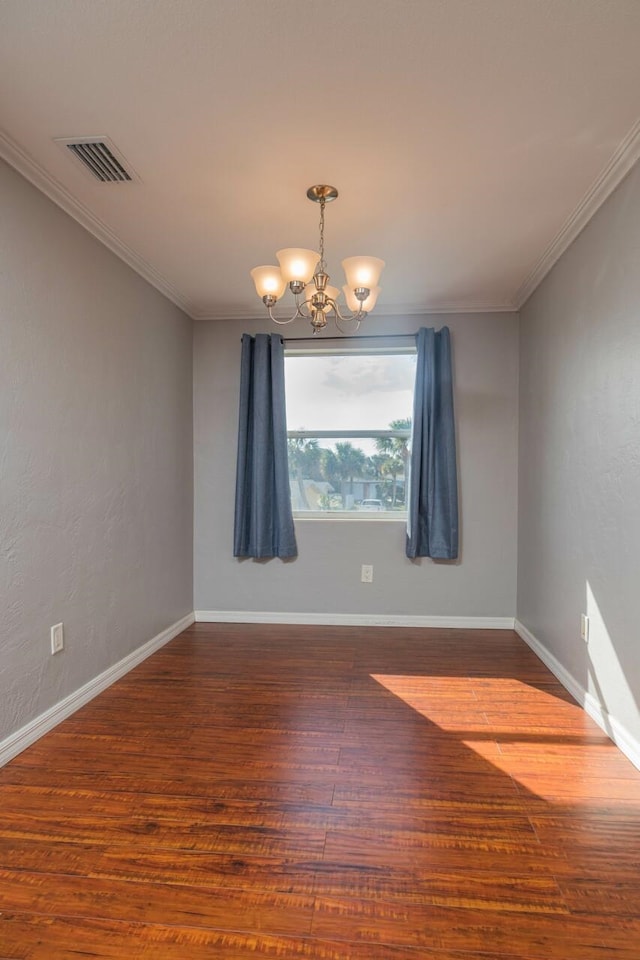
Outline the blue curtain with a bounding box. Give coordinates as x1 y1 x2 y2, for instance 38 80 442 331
406 326 458 559
233 334 297 559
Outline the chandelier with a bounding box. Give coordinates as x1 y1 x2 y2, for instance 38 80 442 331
250 184 385 333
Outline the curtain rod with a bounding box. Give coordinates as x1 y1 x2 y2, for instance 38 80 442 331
282 333 418 343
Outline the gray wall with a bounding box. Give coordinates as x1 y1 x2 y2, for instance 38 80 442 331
194 310 519 618
0 159 193 743
518 160 640 744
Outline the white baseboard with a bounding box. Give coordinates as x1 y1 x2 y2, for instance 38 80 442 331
0 612 195 768
195 610 515 629
515 619 640 772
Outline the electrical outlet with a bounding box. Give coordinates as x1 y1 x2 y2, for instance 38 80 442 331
580 614 589 643
361 564 374 583
51 622 64 655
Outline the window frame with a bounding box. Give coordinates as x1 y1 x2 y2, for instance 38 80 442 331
284 342 415 521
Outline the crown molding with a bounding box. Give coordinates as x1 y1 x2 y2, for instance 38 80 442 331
192 300 519 322
0 129 197 319
515 118 640 309
372 301 518 317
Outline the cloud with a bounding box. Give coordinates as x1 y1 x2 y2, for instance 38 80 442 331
322 355 416 396
285 353 416 432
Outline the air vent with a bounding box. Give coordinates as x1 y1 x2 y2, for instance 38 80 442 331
54 136 138 183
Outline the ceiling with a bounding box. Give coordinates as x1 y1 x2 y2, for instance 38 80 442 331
1 0 640 321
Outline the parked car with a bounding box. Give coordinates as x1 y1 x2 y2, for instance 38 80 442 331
359 499 383 511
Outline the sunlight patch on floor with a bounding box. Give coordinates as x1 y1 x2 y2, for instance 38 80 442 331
369 672 638 803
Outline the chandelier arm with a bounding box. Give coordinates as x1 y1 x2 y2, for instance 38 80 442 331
331 299 365 324
267 296 314 325
297 297 313 319
334 310 361 336
267 306 299 325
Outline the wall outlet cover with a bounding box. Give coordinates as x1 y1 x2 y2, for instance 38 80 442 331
51 622 64 655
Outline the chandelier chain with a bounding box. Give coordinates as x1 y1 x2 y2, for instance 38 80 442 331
318 199 326 274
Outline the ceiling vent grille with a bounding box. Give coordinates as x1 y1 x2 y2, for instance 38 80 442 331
54 136 138 183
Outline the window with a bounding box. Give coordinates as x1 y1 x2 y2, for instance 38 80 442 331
284 346 416 517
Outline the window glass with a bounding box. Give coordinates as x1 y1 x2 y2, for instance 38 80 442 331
284 350 416 516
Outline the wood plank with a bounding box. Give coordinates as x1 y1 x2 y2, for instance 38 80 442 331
0 837 320 893
0 811 326 858
0 766 335 804
0 913 507 960
310 862 568 914
0 870 315 936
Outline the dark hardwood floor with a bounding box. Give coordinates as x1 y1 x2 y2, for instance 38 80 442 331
1 623 640 958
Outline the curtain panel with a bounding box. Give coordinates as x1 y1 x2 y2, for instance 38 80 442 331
233 333 297 559
406 326 458 559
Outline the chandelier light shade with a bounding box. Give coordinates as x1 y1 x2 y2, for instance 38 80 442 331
276 248 320 284
341 256 386 291
249 265 287 300
250 184 385 333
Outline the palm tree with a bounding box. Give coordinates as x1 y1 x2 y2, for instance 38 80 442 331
320 448 341 507
334 441 367 506
375 418 411 505
379 454 404 507
287 437 320 509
